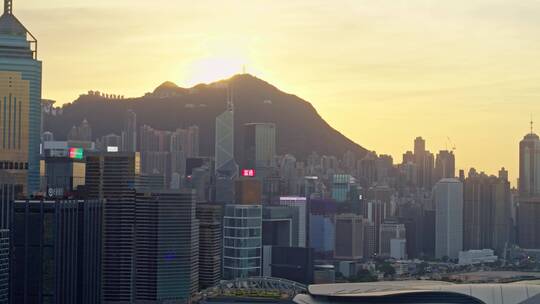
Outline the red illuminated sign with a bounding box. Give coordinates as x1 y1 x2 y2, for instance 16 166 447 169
241 169 256 177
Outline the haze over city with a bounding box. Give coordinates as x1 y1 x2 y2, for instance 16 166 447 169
3 1 540 303
14 0 540 184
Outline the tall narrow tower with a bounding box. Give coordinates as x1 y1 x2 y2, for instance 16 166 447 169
519 120 540 198
214 86 238 203
0 0 42 195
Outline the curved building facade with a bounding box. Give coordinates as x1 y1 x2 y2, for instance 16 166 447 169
293 281 540 304
0 0 42 195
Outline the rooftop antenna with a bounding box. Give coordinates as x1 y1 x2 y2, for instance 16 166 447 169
531 114 534 135
4 0 12 15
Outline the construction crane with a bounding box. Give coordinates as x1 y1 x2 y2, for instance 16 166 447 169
446 137 456 152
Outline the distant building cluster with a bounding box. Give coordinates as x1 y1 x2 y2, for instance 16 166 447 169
86 90 125 100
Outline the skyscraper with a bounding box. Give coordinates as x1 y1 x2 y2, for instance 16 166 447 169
279 196 307 247
309 200 336 259
0 171 21 229
0 229 7 304
11 199 102 304
85 152 140 303
463 171 512 253
223 204 262 280
434 178 463 259
517 125 540 249
242 123 277 172
196 203 223 290
413 137 434 190
379 221 406 258
215 89 238 203
262 205 300 247
435 150 456 182
414 137 426 156
332 174 354 203
122 109 137 152
134 191 199 303
334 214 370 260
0 0 42 194
519 128 540 198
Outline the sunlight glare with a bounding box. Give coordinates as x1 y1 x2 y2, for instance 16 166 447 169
183 57 246 86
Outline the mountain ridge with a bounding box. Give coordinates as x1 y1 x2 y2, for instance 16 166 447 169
44 74 369 161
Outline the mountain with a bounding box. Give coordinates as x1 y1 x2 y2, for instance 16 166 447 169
44 74 368 161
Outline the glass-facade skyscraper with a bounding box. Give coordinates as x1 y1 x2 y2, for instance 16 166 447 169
519 132 540 198
134 191 199 303
242 123 276 171
0 0 42 195
223 204 262 280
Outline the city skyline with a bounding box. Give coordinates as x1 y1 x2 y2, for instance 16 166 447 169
12 0 539 185
3 1 540 301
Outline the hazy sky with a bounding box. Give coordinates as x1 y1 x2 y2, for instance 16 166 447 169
16 0 540 184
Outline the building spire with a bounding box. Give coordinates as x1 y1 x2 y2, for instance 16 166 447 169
531 114 534 135
4 0 12 15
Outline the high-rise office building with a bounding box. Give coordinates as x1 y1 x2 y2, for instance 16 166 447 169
235 178 262 205
397 202 424 259
434 178 463 259
517 127 540 249
215 90 238 203
279 196 307 247
241 125 279 202
187 125 200 157
99 133 121 151
0 0 42 195
242 123 276 172
134 191 199 303
190 165 212 202
77 200 103 304
0 171 21 229
390 239 407 260
169 126 200 185
414 137 426 156
519 129 540 197
78 119 92 141
11 199 102 304
517 198 540 249
68 119 93 142
263 246 314 285
463 171 512 253
379 221 406 257
223 204 262 280
332 174 354 203
334 214 370 260
358 153 378 187
122 109 137 152
413 137 434 190
366 200 387 252
85 152 141 201
262 205 300 247
435 150 455 182
309 200 336 259
85 152 140 303
43 156 86 195
0 229 7 304
196 203 223 290
279 154 299 194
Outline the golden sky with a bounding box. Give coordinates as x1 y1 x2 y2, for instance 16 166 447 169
17 0 540 185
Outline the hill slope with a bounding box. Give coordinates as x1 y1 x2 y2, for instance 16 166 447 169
44 74 368 160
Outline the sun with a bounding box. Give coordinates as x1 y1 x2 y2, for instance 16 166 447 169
184 56 246 86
